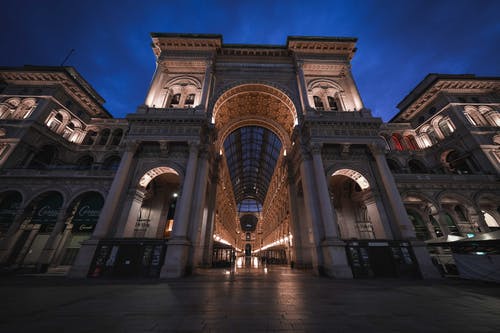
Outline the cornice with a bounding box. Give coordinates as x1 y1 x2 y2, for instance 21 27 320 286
0 70 110 118
393 78 500 122
151 34 222 57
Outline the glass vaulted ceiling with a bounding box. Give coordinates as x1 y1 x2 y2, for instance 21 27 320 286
223 126 282 213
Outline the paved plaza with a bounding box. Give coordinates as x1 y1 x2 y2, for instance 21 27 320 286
1 266 499 332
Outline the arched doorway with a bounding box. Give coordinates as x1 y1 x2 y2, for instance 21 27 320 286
329 169 384 239
126 167 181 238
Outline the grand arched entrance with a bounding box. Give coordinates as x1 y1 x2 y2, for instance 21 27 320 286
209 84 297 271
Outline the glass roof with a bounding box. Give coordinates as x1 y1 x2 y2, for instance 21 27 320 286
223 126 282 209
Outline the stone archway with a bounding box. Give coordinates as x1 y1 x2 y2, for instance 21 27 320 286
208 84 297 268
121 167 181 238
329 169 389 239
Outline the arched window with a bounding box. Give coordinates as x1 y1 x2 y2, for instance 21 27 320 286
313 96 324 110
82 130 97 145
438 118 454 137
443 213 460 236
47 112 64 132
426 127 439 145
391 134 404 151
98 129 110 145
404 135 419 150
110 129 123 146
454 205 468 221
464 112 477 126
327 96 339 111
184 93 195 106
62 122 75 140
407 210 431 241
169 94 181 107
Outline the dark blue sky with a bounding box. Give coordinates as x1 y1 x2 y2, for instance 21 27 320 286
2 0 499 121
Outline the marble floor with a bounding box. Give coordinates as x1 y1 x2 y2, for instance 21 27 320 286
1 265 499 332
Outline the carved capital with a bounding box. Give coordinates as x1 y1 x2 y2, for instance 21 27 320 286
368 142 386 156
125 140 140 153
310 143 323 155
188 141 200 153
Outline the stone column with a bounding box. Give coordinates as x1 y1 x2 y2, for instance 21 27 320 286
311 144 352 278
51 224 73 267
370 143 440 279
200 60 213 109
118 189 145 237
310 144 339 239
68 141 138 278
37 205 69 272
93 141 138 239
295 60 310 112
188 148 210 269
144 64 167 107
161 142 199 278
286 162 304 268
369 143 414 239
202 165 219 267
298 145 324 273
15 224 40 265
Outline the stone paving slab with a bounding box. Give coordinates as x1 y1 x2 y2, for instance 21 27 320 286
1 267 499 332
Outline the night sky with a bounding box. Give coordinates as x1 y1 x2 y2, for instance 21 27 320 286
2 0 499 121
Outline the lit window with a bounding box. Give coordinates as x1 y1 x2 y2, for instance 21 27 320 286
185 93 195 106
169 94 181 107
327 96 338 111
313 96 324 110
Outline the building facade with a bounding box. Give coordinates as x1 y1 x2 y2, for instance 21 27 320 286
0 34 498 278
